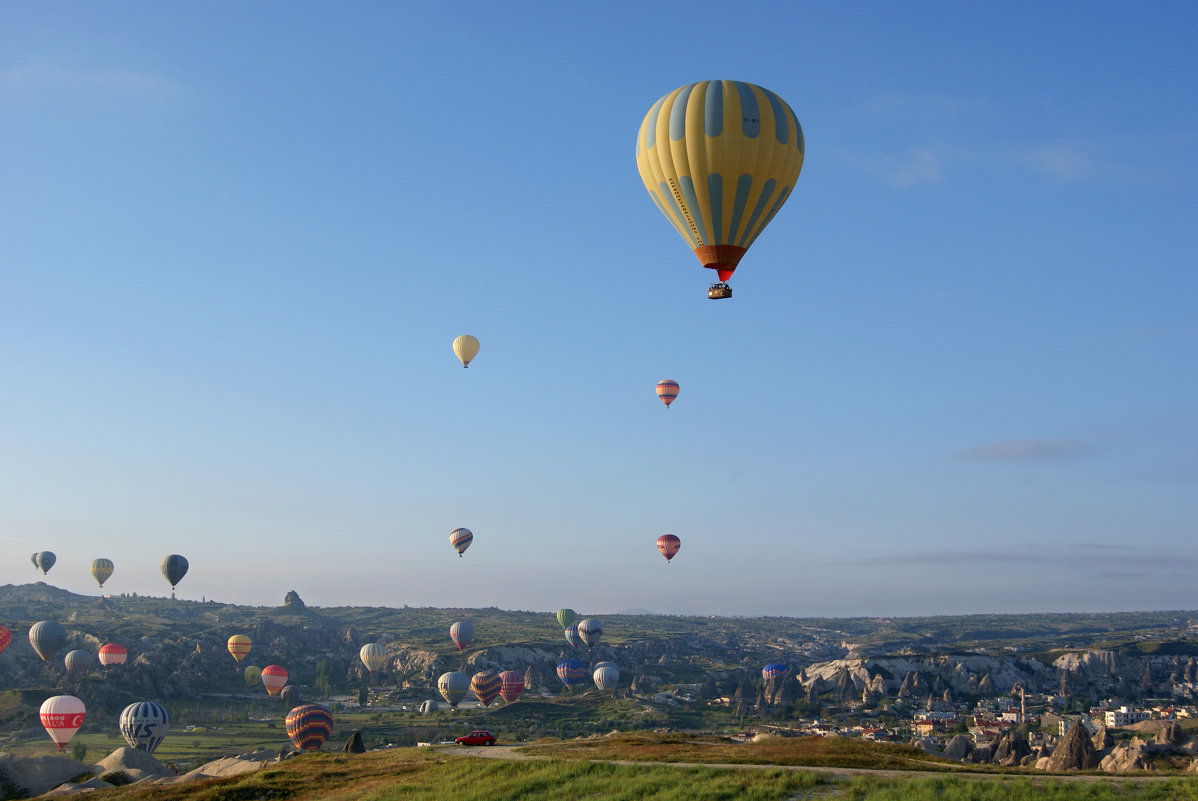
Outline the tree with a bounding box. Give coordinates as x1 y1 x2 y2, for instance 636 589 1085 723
315 661 333 698
358 686 368 706
70 741 86 762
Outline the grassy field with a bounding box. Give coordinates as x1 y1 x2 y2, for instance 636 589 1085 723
837 775 1198 800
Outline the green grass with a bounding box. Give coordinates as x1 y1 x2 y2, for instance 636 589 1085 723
838 775 1198 800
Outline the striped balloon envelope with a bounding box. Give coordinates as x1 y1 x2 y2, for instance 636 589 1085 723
656 534 681 563
593 664 620 691
655 380 680 408
40 695 85 751
498 670 525 703
64 650 93 676
119 701 170 753
555 608 576 629
577 618 603 648
0 625 10 656
360 642 386 674
450 621 474 651
285 704 333 751
762 663 789 682
227 635 252 663
449 528 473 557
90 558 114 587
564 623 582 649
437 671 469 707
262 665 288 696
281 685 301 708
556 658 587 687
29 621 67 663
99 643 127 666
636 81 804 289
244 665 262 688
470 670 502 706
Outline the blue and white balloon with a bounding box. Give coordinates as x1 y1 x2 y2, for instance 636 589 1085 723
119 702 170 753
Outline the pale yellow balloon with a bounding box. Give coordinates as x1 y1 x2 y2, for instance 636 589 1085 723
453 335 480 368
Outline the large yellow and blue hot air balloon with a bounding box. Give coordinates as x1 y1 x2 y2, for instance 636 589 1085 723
636 81 804 298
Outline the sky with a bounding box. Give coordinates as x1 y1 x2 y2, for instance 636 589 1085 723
1 2 1195 618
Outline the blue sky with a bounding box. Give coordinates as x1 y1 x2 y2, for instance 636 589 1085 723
1 2 1195 617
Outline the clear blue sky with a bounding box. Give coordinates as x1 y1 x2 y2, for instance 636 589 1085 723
2 2 1195 617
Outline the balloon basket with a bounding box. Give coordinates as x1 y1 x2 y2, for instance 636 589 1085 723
707 283 732 300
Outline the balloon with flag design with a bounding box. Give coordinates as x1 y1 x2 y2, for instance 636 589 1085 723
40 695 85 751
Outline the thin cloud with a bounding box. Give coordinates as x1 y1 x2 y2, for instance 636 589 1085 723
0 63 176 98
955 438 1092 462
1015 141 1095 180
837 147 944 187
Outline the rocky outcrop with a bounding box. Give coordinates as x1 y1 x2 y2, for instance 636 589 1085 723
1044 721 1100 771
283 590 305 608
991 730 1032 767
0 753 97 798
942 734 973 761
1092 723 1114 751
1100 737 1150 772
342 731 366 753
1155 722 1187 747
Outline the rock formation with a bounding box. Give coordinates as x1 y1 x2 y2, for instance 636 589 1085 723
1044 720 1100 771
342 731 366 753
283 590 305 608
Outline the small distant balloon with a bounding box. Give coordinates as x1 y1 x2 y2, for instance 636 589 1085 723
360 643 386 675
564 623 582 650
655 380 679 408
437 671 469 707
262 665 288 697
470 670 502 707
556 608 576 629
656 534 681 563
763 663 789 682
34 551 56 575
594 664 620 691
244 665 262 688
450 621 474 651
90 558 114 587
450 528 473 557
98 643 127 667
0 626 11 656
499 670 525 703
556 658 587 688
578 618 603 648
452 334 480 368
227 635 252 663
160 554 188 590
40 695 85 751
119 702 170 753
29 620 67 662
64 649 93 676
285 704 333 751
281 685 301 708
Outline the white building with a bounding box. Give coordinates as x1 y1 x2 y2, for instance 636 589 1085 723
1105 706 1150 727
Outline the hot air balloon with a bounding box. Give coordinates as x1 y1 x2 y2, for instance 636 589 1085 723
160 554 188 592
227 635 252 663
578 618 603 648
655 380 680 408
636 80 805 300
593 664 620 691
285 704 333 751
34 551 56 575
762 663 788 682
119 702 170 753
470 670 502 707
89 558 114 587
281 685 301 708
450 528 473 557
437 671 469 707
555 608 576 629
0 626 10 656
656 534 681 563
564 623 582 649
556 658 587 688
29 621 67 662
450 621 474 651
360 643 386 675
98 643 127 667
244 665 262 688
40 696 85 751
30 553 38 568
64 649 93 676
262 665 288 697
452 335 480 368
498 670 525 703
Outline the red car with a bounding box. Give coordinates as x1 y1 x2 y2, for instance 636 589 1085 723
455 730 496 746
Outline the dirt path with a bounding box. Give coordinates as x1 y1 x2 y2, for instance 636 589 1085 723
441 743 1188 784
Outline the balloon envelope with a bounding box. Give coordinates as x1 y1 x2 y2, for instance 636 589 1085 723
564 623 582 649
555 608 576 629
470 670 502 707
636 81 804 284
98 643 127 667
40 695 85 751
160 554 188 589
286 704 333 751
119 702 170 753
450 621 474 651
763 663 789 682
262 665 288 696
556 658 587 687
578 618 603 648
437 671 469 706
594 665 620 691
90 558 114 587
449 528 473 557
452 335 480 368
64 649 93 675
656 534 681 562
244 665 262 688
34 551 56 575
0 625 10 656
360 643 386 674
281 685 301 708
227 635 252 662
29 620 67 662
499 670 525 703
655 380 679 408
